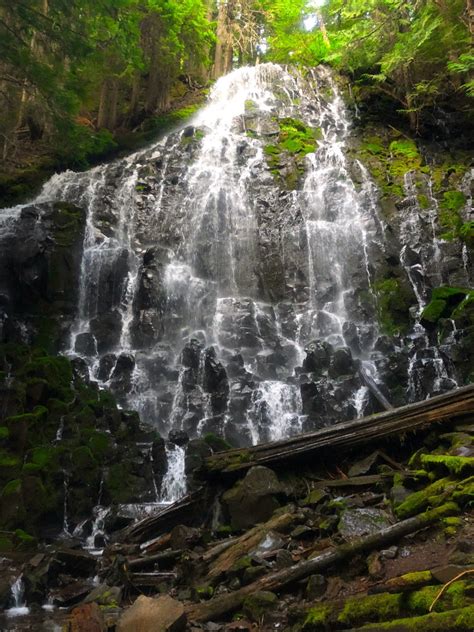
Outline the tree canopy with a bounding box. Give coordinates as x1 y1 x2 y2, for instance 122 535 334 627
0 0 472 171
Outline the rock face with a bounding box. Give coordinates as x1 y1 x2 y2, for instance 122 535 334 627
0 63 472 498
0 344 166 540
117 595 186 632
0 201 85 352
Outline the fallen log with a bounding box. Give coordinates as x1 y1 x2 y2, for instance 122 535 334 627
186 502 459 622
207 511 296 581
117 488 206 544
127 549 183 570
129 572 177 588
203 384 474 477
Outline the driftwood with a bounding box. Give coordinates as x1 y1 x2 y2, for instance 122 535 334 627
207 512 295 581
117 489 206 544
202 537 239 564
186 502 459 622
203 384 474 477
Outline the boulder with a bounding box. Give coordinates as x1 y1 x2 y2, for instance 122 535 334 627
222 466 284 530
117 595 186 632
68 603 105 632
338 508 392 540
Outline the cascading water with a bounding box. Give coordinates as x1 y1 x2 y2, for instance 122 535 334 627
7 577 29 617
1 63 471 507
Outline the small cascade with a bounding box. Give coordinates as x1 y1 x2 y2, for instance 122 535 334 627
7 576 29 617
246 381 305 443
62 472 71 536
85 506 111 552
160 444 187 503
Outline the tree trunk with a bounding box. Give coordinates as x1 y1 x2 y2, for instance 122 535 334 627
213 0 234 79
186 502 459 623
16 0 49 132
97 76 119 130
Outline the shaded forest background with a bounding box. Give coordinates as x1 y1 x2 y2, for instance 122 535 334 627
0 0 472 204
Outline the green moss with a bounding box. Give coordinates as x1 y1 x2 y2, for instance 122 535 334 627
338 593 403 626
394 478 453 519
417 194 429 209
452 477 474 504
0 427 9 440
384 571 433 591
407 581 472 614
195 585 214 600
421 287 472 326
203 433 232 452
2 478 22 496
421 454 474 476
263 117 319 190
243 591 278 621
0 449 21 470
356 605 474 631
231 556 253 573
0 534 13 551
14 528 37 550
373 277 414 335
86 431 111 460
303 605 332 630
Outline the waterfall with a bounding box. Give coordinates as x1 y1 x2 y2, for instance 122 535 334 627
7 577 29 617
1 62 469 503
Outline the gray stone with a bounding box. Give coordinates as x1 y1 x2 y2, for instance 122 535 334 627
117 595 186 632
338 508 392 540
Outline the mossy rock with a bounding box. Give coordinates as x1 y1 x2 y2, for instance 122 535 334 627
303 604 332 630
337 593 403 627
420 454 474 476
393 477 454 519
203 433 232 452
373 277 415 335
421 287 472 326
355 604 474 631
242 591 278 621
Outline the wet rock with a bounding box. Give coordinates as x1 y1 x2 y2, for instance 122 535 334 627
97 353 116 382
303 340 332 373
338 508 392 540
90 310 122 353
117 595 186 632
222 466 283 530
185 439 212 481
75 333 97 357
181 339 202 370
169 430 189 447
329 347 355 378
